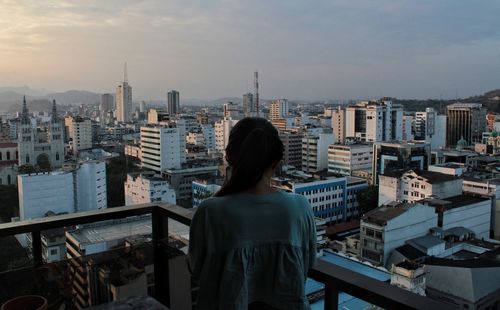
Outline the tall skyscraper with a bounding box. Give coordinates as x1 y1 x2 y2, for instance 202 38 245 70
116 62 133 123
167 90 180 115
100 94 114 113
446 103 487 147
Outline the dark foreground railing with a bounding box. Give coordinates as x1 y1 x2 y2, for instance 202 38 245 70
0 203 455 310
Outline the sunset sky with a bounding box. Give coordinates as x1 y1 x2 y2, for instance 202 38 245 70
1 0 500 100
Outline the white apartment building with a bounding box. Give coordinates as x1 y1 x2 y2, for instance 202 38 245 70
345 99 403 142
140 123 187 173
124 173 176 206
269 99 289 120
360 203 438 266
378 170 462 206
65 116 93 154
116 80 132 123
414 108 446 150
214 118 239 153
18 160 107 220
328 144 373 176
302 133 334 173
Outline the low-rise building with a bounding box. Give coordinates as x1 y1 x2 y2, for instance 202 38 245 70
272 171 368 223
18 160 107 220
378 170 462 206
421 195 492 239
360 203 438 266
124 173 176 206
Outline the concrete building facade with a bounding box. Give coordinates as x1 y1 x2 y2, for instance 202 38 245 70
328 144 373 176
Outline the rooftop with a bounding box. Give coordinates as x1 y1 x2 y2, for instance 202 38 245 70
362 203 414 226
407 235 445 252
67 215 153 246
421 194 490 210
383 169 459 183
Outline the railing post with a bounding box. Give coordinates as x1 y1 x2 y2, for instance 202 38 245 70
152 206 170 307
32 230 43 267
324 279 339 310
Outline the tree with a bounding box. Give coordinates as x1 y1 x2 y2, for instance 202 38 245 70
17 164 36 175
357 185 379 215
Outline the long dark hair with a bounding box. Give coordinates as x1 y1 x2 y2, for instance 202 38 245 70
215 117 283 197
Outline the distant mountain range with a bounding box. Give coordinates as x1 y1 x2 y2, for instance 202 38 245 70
0 88 101 113
1 85 498 113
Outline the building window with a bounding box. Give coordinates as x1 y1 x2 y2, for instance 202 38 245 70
56 152 60 160
50 249 58 255
7 175 11 185
6 151 10 160
26 154 29 163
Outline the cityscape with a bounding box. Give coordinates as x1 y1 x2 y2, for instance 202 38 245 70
1 1 500 310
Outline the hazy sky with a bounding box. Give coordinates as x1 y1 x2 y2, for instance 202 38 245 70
1 0 500 100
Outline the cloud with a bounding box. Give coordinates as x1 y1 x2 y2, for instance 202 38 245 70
0 0 499 99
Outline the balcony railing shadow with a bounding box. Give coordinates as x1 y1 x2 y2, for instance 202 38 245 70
0 203 456 310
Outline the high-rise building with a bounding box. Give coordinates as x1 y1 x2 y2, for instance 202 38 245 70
64 116 93 154
327 144 373 176
269 99 289 120
345 99 403 142
446 103 487 147
116 63 133 123
100 94 114 113
331 107 345 144
402 114 414 141
18 97 64 168
18 160 107 220
372 141 431 185
242 93 254 116
140 123 187 173
214 118 239 153
279 129 303 169
167 90 180 115
302 133 334 173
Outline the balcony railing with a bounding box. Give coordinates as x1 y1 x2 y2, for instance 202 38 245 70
0 203 455 310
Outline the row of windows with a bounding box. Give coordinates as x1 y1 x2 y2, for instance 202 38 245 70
0 151 17 161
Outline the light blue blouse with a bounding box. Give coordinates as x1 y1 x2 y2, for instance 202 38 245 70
188 191 317 310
